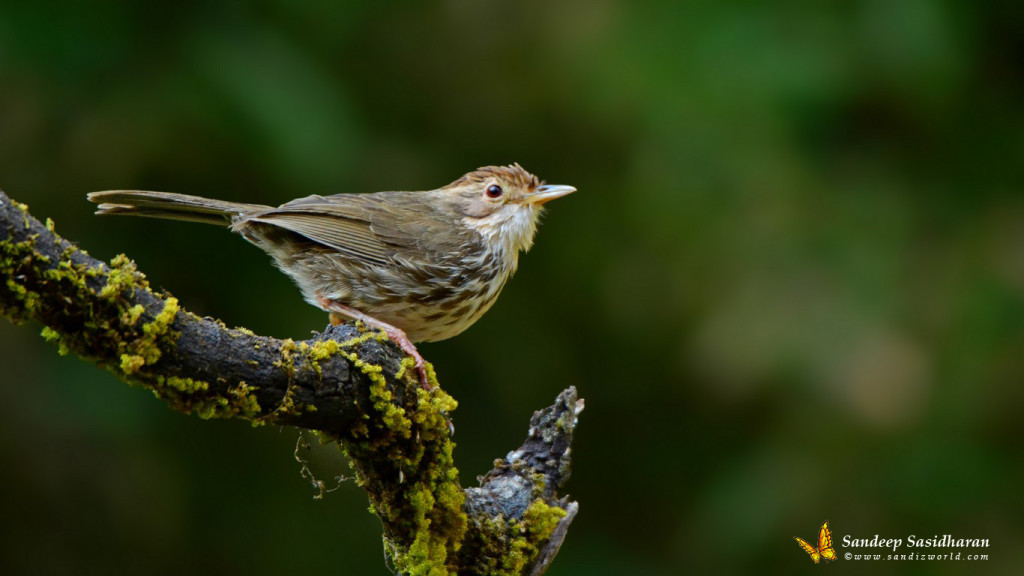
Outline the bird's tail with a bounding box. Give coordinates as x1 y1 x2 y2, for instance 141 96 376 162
87 190 271 226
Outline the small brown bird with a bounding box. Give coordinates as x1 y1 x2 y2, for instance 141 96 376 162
88 164 575 388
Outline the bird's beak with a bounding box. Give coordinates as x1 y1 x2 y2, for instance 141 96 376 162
523 184 577 205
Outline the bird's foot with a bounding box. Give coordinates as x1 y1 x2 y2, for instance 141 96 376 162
319 298 433 390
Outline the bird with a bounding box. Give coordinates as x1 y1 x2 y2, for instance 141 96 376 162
88 164 576 388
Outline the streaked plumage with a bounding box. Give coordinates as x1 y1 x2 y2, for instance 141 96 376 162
88 164 575 386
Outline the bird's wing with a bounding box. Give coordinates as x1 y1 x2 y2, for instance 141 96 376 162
359 191 471 256
244 191 469 266
247 210 390 265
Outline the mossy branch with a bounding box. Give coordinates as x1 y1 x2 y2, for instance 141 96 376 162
0 189 582 575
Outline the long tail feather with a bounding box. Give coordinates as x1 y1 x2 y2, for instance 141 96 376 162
87 190 270 226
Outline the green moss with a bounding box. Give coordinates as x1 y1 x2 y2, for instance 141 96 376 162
387 432 467 576
120 354 145 374
524 500 565 535
261 321 430 432
463 498 568 576
39 325 73 355
2 233 192 405
150 375 264 423
151 375 210 413
120 297 179 374
1 228 272 426
122 304 145 326
387 397 465 574
410 387 457 442
266 339 305 419
308 338 341 360
274 338 299 374
271 330 404 421
5 277 38 319
163 375 210 394
231 382 263 416
313 331 467 575
99 254 149 299
44 248 104 287
517 499 567 561
194 381 263 422
0 235 44 322
300 330 417 438
265 333 389 421
12 199 31 228
150 296 178 327
5 241 155 364
368 361 412 439
40 326 59 343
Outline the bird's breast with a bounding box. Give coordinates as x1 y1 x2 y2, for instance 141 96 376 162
395 244 516 342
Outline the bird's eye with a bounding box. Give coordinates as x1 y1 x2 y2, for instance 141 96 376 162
485 184 503 199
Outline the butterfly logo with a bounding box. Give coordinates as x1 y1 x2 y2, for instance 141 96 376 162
794 520 837 564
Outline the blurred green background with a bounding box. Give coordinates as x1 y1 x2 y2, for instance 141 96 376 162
2 1 1023 574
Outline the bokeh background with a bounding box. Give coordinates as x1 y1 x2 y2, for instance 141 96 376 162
2 1 1023 574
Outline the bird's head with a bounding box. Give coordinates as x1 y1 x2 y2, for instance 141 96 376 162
443 163 576 255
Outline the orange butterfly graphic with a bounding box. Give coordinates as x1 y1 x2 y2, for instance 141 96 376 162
794 520 837 564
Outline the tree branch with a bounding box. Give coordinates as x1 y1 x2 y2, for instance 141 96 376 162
0 189 581 575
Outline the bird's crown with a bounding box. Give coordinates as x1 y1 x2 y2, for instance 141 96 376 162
444 163 541 192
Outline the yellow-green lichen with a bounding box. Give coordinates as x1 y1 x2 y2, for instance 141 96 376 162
387 432 467 576
315 330 468 575
195 381 263 422
150 375 264 423
265 339 305 419
8 240 159 364
3 215 270 430
151 375 209 413
522 499 566 541
478 499 568 575
368 364 412 439
274 338 299 375
308 338 341 361
120 297 179 375
99 254 148 299
509 499 568 570
305 329 415 438
121 304 145 326
40 326 59 343
11 199 31 228
3 231 184 393
163 375 209 394
230 382 262 416
394 356 441 391
120 353 146 374
410 387 457 442
265 333 376 420
1 235 44 322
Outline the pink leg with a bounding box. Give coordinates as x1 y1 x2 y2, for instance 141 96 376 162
318 298 431 390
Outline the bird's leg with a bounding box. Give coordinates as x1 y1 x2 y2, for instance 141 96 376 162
318 297 432 390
